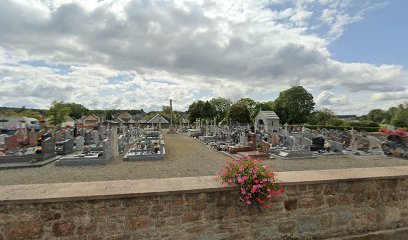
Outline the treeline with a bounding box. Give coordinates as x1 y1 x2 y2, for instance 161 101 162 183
0 107 47 119
187 86 407 130
2 86 407 129
360 104 408 128
188 86 315 125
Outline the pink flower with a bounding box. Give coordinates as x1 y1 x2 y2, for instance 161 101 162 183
246 201 252 205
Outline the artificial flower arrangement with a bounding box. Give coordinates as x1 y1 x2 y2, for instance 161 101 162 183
380 128 408 137
219 157 283 208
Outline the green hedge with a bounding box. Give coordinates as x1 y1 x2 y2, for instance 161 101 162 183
299 125 380 132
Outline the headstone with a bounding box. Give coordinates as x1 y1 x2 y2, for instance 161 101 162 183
111 126 119 157
271 132 280 146
239 132 247 146
85 131 92 144
311 136 325 151
56 139 74 155
92 130 99 145
350 129 358 152
103 138 113 161
367 136 383 154
328 140 343 153
77 128 85 137
54 131 62 142
99 125 106 139
75 136 84 152
118 135 125 153
42 137 56 155
282 136 294 149
302 137 312 150
28 131 38 147
5 135 19 150
0 134 7 144
260 140 270 153
248 132 257 150
64 129 73 140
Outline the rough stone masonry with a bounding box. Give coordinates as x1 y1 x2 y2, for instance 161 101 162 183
0 172 407 239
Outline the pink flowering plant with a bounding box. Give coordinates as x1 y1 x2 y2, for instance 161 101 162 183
219 157 283 208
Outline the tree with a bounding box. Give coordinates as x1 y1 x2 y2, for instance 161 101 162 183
105 110 113 120
227 102 251 124
385 106 398 124
391 104 408 127
161 105 178 123
274 86 315 124
48 101 71 126
209 97 232 123
187 100 206 123
309 108 334 125
237 98 257 120
65 103 89 119
202 101 216 119
366 109 386 123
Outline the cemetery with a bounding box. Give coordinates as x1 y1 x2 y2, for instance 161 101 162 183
188 111 403 163
1 100 408 240
123 130 166 161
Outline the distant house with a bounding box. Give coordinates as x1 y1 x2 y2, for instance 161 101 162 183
254 111 280 132
114 112 136 126
142 114 170 128
82 114 102 129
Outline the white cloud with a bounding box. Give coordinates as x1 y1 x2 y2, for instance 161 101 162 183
315 91 349 106
0 0 405 114
371 91 408 101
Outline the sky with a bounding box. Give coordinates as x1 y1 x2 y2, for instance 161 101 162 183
0 0 407 115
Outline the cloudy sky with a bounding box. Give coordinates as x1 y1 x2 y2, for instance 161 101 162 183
0 0 407 114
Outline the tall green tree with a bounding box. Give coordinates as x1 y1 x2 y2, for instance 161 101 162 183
385 106 398 124
366 109 386 123
237 98 257 120
65 103 89 119
48 101 71 126
209 97 232 123
391 104 408 127
227 102 251 124
274 86 315 124
187 100 206 123
309 108 334 125
202 101 216 119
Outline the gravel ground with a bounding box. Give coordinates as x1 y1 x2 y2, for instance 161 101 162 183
0 133 408 186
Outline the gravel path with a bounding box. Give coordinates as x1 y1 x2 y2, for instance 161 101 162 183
0 133 408 186
0 133 231 186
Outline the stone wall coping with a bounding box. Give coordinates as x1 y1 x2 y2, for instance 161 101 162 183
1 166 407 204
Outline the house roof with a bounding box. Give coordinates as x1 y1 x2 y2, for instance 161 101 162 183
116 112 132 122
83 114 100 121
147 114 170 124
257 111 279 119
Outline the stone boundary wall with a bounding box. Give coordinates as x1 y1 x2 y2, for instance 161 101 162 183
0 166 407 239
